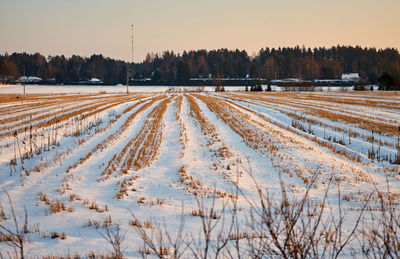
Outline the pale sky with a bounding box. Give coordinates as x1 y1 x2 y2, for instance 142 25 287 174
0 0 399 62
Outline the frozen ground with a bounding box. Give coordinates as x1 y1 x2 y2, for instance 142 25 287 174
0 85 245 94
0 84 378 94
0 88 399 258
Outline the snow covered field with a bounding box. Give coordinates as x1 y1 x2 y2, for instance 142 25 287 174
0 85 246 94
0 89 399 258
0 84 377 95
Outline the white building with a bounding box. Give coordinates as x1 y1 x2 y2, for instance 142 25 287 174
19 76 42 83
89 78 103 84
341 73 360 81
271 78 301 84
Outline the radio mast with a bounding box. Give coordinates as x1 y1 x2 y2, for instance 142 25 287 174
23 65 26 94
127 25 133 94
131 24 134 64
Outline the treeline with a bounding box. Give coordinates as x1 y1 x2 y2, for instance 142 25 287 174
0 53 127 85
0 45 399 85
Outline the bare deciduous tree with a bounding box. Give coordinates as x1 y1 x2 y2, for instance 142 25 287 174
98 225 126 259
130 205 190 259
0 191 29 259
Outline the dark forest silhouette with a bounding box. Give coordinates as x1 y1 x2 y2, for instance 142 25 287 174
1 46 399 88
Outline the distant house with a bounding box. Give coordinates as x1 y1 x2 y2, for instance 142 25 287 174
89 78 103 84
18 76 42 83
47 78 56 83
77 78 104 85
130 78 151 82
271 78 301 84
341 73 360 81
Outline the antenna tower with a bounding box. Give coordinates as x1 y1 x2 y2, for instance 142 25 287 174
127 25 133 94
131 24 134 63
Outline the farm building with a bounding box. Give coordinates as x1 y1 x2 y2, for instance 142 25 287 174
341 73 360 81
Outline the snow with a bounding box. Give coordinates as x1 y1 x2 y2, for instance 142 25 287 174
0 84 380 95
0 85 245 94
0 89 399 257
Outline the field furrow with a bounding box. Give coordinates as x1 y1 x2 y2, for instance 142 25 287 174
0 91 399 258
196 94 377 187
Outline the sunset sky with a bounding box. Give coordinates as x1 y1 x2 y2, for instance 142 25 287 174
1 0 399 62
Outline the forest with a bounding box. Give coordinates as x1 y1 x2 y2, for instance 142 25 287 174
0 46 399 87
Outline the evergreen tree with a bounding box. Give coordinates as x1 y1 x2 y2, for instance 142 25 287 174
377 72 395 91
1 46 399 85
250 63 258 78
177 61 190 84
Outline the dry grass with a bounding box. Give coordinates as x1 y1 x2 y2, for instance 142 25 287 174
109 96 173 199
220 94 372 182
295 92 400 111
231 92 399 136
186 95 233 159
1 95 150 178
0 98 107 137
41 252 115 259
194 94 279 155
175 95 188 156
100 96 166 179
123 97 172 170
116 176 140 200
64 97 162 176
37 192 74 214
178 166 236 199
196 94 354 185
82 215 115 228
0 95 141 159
